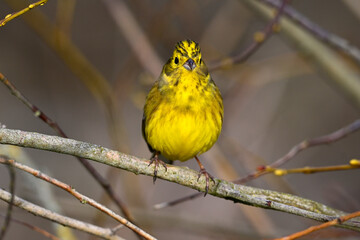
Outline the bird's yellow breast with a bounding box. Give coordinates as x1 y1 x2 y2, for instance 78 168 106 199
143 73 223 161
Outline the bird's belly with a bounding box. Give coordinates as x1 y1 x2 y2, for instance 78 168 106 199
147 107 220 161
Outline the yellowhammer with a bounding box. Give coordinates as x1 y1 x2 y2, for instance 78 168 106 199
142 39 223 194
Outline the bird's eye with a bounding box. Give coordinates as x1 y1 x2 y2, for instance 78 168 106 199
174 57 179 64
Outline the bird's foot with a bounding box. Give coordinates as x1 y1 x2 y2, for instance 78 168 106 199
148 153 167 183
197 168 215 196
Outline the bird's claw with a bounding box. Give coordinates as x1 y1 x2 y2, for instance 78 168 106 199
197 169 215 196
149 155 167 183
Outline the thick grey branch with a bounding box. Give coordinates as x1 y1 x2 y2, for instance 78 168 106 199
0 128 359 231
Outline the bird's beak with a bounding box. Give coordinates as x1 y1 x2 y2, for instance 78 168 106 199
183 58 196 71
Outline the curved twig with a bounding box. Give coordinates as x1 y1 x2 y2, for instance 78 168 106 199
0 189 125 240
208 0 290 71
272 210 360 240
0 156 155 240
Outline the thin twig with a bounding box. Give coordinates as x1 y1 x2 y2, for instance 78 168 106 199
0 189 125 240
0 157 156 240
0 72 134 224
244 0 360 108
0 213 61 240
153 193 202 210
0 156 15 240
235 119 360 184
0 0 47 27
260 0 360 65
0 145 78 239
272 159 360 176
272 210 360 240
1 128 360 231
208 0 290 71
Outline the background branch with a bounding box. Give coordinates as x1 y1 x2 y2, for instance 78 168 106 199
102 0 163 77
261 0 360 65
273 210 360 240
0 0 47 27
0 156 15 240
0 189 125 240
272 159 360 176
236 119 360 183
208 0 289 71
1 128 359 231
0 156 155 240
0 213 60 240
0 145 77 240
0 72 135 225
243 0 360 108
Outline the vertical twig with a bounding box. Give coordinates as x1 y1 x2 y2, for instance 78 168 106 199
0 155 15 240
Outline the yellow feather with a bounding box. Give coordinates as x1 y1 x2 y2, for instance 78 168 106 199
143 40 223 163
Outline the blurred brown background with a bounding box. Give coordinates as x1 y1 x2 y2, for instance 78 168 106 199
0 0 360 239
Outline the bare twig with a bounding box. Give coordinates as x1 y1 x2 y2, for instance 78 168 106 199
0 145 77 239
261 0 360 65
0 156 155 240
153 193 202 210
244 0 360 108
272 159 360 176
208 0 290 71
272 210 360 240
1 128 360 231
0 213 61 240
0 0 47 27
0 156 15 240
0 189 125 240
235 119 360 184
0 72 134 224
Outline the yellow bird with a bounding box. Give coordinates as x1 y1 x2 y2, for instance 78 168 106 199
142 40 223 194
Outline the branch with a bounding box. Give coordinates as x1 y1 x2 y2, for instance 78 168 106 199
242 0 360 108
0 145 77 239
0 0 47 27
0 213 60 240
208 0 290 71
0 72 134 224
0 156 15 240
272 159 360 176
0 157 155 240
1 128 359 231
261 0 360 65
273 210 360 240
236 119 360 183
154 119 360 208
0 189 125 240
102 0 163 77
